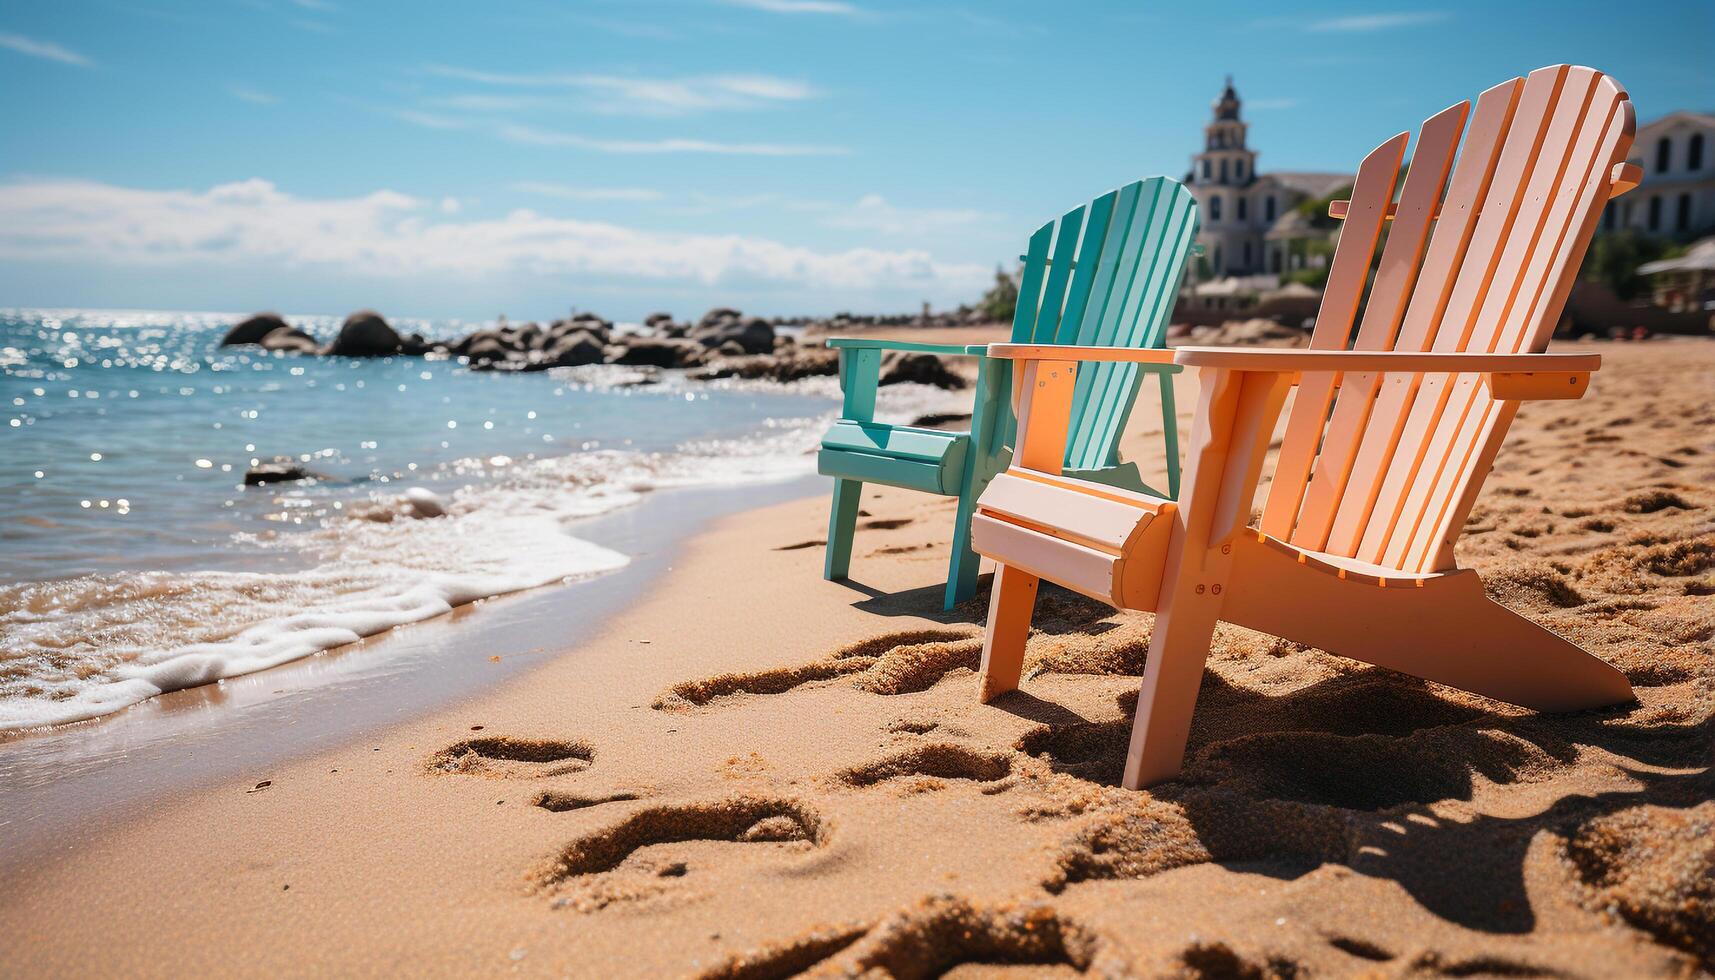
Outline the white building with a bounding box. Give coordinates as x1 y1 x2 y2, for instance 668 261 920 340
1184 78 1350 278
1602 110 1715 238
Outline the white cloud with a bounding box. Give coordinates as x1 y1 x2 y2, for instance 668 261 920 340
814 194 995 236
513 182 666 203
724 0 860 14
1306 11 1448 32
0 177 988 295
0 31 93 67
229 86 280 105
495 123 845 156
422 65 816 116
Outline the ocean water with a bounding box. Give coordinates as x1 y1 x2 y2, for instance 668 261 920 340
0 309 956 733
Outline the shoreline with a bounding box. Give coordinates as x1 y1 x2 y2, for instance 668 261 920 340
0 474 822 874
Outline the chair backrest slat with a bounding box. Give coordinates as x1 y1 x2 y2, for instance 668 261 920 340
1288 101 1469 551
1258 133 1407 540
1253 65 1634 574
1069 183 1198 469
1009 178 1199 474
1392 70 1631 571
1324 78 1524 557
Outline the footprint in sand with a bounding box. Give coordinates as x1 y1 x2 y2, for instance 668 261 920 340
537 796 826 912
532 790 643 812
832 743 1013 791
699 895 1122 979
426 736 593 779
653 628 981 710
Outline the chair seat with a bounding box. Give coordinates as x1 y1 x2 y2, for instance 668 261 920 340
971 470 1175 610
818 420 970 496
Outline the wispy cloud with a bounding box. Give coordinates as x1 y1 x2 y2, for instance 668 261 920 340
1306 11 1448 32
496 124 846 156
229 85 280 105
813 194 996 236
0 31 93 67
392 109 466 130
723 0 860 15
422 65 816 115
0 177 987 297
512 182 666 203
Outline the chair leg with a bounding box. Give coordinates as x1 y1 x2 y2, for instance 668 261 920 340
978 563 1039 701
1122 586 1223 789
824 478 863 581
943 484 983 610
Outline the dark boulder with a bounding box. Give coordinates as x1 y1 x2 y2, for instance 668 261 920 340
644 312 676 329
691 316 774 355
612 336 706 369
324 310 402 357
258 326 319 354
699 307 742 329
880 351 966 390
543 329 605 367
464 335 512 365
691 346 839 383
244 456 324 486
222 312 290 346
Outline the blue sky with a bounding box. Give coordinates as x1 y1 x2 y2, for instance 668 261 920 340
0 0 1708 322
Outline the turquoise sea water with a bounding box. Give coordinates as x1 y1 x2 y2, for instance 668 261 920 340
0 309 945 731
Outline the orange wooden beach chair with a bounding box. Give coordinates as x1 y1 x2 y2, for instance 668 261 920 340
970 65 1645 790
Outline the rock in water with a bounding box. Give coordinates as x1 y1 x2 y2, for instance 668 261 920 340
244 457 317 486
612 337 706 369
258 326 319 353
221 312 290 346
402 487 445 518
543 330 605 367
880 351 967 390
325 310 402 357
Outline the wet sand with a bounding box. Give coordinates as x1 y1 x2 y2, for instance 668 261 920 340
1 339 1710 977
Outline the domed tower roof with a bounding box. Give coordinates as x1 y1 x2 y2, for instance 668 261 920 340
1214 75 1241 121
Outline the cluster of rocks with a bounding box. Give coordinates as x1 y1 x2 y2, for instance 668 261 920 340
220 308 969 390
788 306 993 331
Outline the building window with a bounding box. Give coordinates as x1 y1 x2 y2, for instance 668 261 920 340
1647 195 1661 231
1219 158 1229 183
1622 200 1634 226
1235 160 1245 181
1237 197 1247 221
1264 196 1275 222
1242 241 1252 268
1677 193 1692 232
1202 159 1211 180
1210 195 1222 221
1691 133 1706 171
1655 137 1671 173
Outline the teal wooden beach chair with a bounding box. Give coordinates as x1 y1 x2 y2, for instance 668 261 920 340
819 177 1199 609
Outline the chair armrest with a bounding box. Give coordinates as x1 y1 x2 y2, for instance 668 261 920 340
825 338 989 357
1172 348 1600 401
984 344 1182 373
1171 347 1600 374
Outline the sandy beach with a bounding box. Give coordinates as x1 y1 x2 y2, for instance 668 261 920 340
1 337 1711 978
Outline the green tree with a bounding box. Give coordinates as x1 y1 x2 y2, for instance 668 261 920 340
1583 231 1671 300
979 266 1019 323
